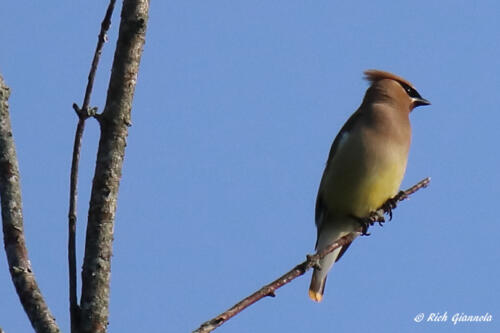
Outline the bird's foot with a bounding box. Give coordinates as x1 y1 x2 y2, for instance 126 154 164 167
357 208 388 235
372 209 386 226
380 193 402 221
356 216 373 236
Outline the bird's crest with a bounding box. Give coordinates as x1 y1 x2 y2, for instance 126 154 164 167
364 69 415 88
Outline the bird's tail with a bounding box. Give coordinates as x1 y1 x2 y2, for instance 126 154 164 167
309 222 357 302
308 246 342 302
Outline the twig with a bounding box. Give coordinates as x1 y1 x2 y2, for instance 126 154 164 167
1 76 61 332
82 0 116 113
78 1 150 332
68 1 116 332
193 234 356 333
193 177 430 333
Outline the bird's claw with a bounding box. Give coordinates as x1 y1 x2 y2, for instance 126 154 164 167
381 196 399 221
356 216 372 236
356 193 401 236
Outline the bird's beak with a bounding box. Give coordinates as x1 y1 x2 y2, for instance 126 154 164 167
413 97 431 107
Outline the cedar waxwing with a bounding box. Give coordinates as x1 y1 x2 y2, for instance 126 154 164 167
309 70 430 302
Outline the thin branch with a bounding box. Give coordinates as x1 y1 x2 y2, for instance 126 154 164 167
1 76 60 333
78 1 150 332
82 0 117 113
193 177 431 333
68 1 116 332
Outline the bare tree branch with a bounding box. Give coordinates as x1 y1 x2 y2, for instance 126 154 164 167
0 76 61 333
78 1 150 332
68 1 116 332
193 178 431 333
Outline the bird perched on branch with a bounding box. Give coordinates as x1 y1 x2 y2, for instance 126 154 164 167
309 70 430 302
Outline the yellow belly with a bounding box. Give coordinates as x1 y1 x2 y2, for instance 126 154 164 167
321 139 408 218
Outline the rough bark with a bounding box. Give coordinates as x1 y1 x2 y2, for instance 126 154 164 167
78 1 150 332
0 76 60 333
68 2 117 332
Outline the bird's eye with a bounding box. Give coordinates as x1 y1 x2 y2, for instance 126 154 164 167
400 83 422 99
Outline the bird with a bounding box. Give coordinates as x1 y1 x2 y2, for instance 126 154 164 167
308 69 430 302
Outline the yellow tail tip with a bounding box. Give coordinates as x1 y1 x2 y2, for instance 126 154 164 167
308 289 323 302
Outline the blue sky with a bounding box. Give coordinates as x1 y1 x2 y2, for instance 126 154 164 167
1 1 499 332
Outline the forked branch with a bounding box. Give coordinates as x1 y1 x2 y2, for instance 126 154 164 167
68 1 116 332
78 1 150 332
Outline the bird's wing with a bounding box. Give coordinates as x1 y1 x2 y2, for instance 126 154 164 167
324 109 362 170
315 109 363 230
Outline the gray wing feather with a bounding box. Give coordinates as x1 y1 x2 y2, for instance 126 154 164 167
314 110 363 232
